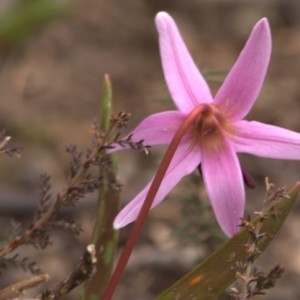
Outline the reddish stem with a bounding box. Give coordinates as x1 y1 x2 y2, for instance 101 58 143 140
102 104 205 300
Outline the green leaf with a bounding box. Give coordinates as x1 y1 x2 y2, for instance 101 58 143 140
155 183 300 300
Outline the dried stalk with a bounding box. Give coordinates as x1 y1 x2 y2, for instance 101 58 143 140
0 273 49 299
40 244 96 300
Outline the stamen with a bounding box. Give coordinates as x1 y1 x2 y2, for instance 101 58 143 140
191 104 225 148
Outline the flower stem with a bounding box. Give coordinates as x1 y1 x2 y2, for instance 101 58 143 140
102 104 206 300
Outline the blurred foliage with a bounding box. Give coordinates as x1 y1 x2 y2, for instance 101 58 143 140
0 0 70 49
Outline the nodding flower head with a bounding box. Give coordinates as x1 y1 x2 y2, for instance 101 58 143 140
112 12 300 237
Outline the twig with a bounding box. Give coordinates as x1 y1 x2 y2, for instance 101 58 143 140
40 244 97 300
0 132 22 158
0 112 135 258
0 273 49 299
0 134 105 258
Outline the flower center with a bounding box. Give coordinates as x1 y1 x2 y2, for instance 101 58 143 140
190 104 227 148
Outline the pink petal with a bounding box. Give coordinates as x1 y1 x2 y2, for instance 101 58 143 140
114 142 201 229
155 12 213 114
110 111 184 152
214 18 271 121
129 111 184 145
201 138 244 236
233 120 300 159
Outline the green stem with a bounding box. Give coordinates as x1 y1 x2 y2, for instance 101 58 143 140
81 74 119 300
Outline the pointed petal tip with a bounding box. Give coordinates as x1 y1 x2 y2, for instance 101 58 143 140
252 17 271 49
113 212 131 230
214 15 272 120
217 211 241 237
155 11 173 29
220 217 240 237
258 17 269 26
254 17 271 35
155 11 170 21
113 218 124 230
224 225 239 237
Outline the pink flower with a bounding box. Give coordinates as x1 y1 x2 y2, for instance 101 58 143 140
113 12 300 236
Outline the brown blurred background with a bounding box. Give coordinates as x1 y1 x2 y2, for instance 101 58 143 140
0 0 300 299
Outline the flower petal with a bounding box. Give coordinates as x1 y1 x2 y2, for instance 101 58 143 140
110 111 184 152
114 142 201 229
155 12 213 114
129 111 184 145
214 18 271 121
201 138 244 236
233 120 300 159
